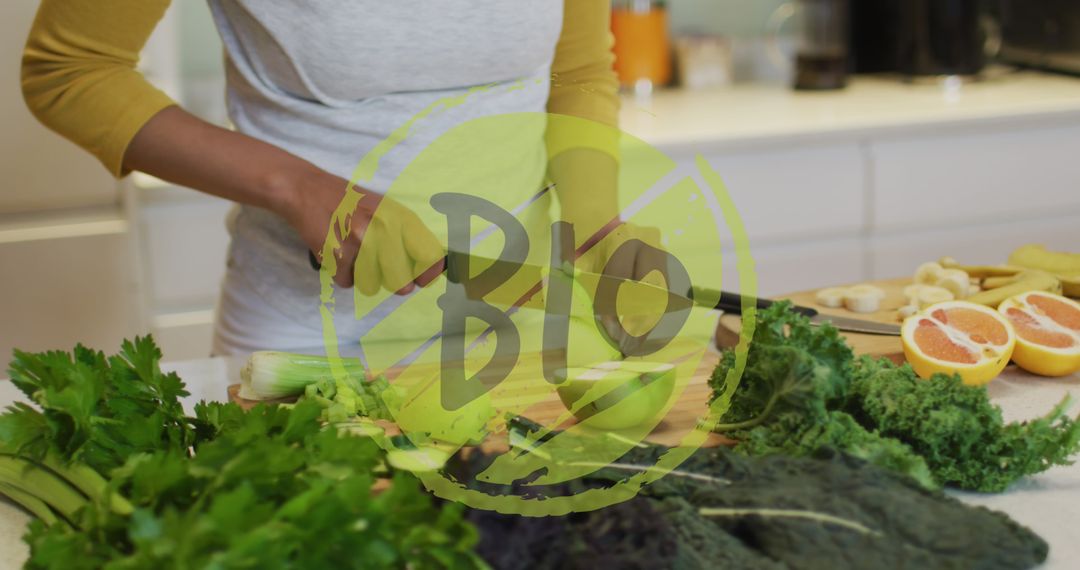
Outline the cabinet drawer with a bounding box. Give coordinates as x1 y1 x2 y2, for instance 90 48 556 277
868 214 1080 280
686 143 865 244
871 122 1080 230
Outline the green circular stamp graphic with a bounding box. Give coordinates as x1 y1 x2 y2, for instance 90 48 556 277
316 86 757 516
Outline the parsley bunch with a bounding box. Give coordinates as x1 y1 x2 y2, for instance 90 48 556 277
0 337 484 569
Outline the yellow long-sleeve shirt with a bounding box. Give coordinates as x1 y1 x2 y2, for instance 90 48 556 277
21 0 619 178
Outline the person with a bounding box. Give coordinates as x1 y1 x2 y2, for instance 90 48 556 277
22 1 648 357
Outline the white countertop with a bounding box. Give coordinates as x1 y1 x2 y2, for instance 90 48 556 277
620 70 1080 152
2 358 1079 568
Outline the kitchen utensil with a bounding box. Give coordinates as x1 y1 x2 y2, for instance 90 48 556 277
307 250 900 336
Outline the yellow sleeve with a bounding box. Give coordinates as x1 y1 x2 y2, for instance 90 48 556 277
545 0 621 241
21 0 177 178
547 0 619 129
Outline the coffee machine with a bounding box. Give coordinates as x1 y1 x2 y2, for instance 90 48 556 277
850 0 993 77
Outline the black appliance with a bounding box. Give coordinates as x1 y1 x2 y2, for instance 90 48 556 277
999 0 1080 75
850 0 992 77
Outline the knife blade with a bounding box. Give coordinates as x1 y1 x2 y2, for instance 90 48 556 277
308 250 901 336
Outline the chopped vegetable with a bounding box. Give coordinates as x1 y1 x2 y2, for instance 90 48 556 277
240 350 398 422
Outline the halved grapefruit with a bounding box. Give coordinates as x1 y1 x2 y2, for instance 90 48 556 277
998 292 1080 377
901 301 1016 386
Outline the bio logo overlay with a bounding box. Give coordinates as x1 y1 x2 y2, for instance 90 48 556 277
316 85 756 516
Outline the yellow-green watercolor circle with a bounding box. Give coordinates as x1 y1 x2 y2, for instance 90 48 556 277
317 90 757 515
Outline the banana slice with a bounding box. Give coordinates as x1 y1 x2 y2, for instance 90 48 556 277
897 304 919 320
914 262 945 286
934 269 970 299
903 283 928 301
916 285 955 309
844 284 886 314
815 287 848 308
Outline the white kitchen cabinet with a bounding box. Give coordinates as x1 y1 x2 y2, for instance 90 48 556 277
868 213 1080 281
871 121 1080 231
0 217 140 361
720 237 866 297
687 144 865 245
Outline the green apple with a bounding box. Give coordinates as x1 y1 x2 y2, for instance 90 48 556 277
551 268 623 367
555 361 676 430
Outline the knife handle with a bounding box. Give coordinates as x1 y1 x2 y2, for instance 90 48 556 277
309 250 457 282
694 287 818 318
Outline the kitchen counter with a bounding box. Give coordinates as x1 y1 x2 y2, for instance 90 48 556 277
620 70 1080 152
1 358 1079 568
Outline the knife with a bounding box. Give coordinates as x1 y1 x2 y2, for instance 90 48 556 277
308 250 901 336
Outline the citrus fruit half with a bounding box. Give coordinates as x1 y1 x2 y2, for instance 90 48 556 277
998 292 1080 377
901 301 1016 386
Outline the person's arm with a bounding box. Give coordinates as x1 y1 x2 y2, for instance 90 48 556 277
546 0 621 247
21 0 442 293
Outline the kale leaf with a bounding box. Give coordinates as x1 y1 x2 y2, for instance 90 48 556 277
846 356 1080 492
456 432 1047 570
709 302 1080 493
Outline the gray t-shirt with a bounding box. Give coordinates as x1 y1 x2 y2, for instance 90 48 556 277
206 1 563 334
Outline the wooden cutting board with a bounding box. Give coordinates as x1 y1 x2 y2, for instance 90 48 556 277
717 278 910 363
228 278 914 448
229 349 733 449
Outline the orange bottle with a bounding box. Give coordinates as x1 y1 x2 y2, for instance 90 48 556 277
611 0 673 89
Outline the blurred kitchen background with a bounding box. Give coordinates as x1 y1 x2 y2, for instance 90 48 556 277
2 0 1080 361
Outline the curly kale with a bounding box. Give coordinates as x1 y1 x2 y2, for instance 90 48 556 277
709 302 1080 493
712 303 853 428
846 356 1080 492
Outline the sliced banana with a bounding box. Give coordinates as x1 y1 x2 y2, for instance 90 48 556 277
897 304 919 320
814 287 848 308
914 262 945 286
934 269 970 299
843 285 885 314
916 285 954 309
903 283 928 301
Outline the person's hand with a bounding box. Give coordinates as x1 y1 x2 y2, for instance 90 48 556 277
281 170 445 295
576 221 671 353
